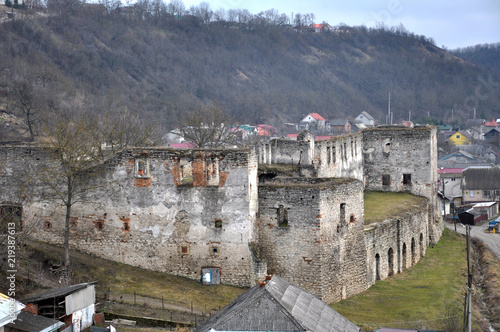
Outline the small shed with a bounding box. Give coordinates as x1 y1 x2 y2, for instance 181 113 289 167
458 209 488 225
21 282 97 332
472 202 498 219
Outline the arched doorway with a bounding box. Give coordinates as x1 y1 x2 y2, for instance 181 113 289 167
375 253 380 280
402 243 407 269
388 248 394 276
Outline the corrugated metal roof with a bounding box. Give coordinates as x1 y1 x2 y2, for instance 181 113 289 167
195 276 359 332
462 167 500 190
21 282 97 303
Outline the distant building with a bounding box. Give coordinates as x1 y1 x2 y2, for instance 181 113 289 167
447 131 471 146
299 113 327 132
461 166 500 204
330 119 352 134
354 111 376 126
310 23 333 32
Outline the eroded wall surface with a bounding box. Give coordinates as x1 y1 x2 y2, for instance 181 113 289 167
0 146 263 286
258 178 368 303
362 126 442 243
365 207 429 285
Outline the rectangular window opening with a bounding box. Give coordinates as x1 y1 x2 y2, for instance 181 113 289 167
382 174 391 186
180 158 193 184
340 203 346 223
135 159 150 178
277 205 288 228
403 174 412 185
179 244 190 255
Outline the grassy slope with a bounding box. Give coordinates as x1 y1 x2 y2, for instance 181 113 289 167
364 191 428 224
26 242 245 314
331 229 469 331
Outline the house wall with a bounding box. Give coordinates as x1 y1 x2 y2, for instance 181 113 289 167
0 146 264 287
257 178 367 303
365 207 429 285
362 126 442 243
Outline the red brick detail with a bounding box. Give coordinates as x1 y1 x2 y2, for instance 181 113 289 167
22 304 38 315
219 172 229 187
192 157 206 187
134 178 151 187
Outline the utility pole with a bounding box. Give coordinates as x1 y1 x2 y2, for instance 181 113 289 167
466 225 472 332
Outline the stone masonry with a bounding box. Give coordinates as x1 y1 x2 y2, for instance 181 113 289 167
0 126 442 303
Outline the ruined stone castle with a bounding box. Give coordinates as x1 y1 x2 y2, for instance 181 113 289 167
0 126 442 303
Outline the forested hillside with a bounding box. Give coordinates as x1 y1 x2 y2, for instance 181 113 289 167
451 43 500 75
1 2 499 139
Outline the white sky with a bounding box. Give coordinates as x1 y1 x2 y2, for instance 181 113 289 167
181 0 500 49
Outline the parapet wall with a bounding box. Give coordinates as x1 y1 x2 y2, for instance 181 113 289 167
364 205 429 286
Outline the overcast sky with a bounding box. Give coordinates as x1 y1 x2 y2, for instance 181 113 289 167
181 0 500 49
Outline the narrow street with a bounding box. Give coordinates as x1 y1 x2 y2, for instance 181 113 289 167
446 221 500 262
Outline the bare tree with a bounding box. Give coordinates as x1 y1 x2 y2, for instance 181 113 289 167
179 103 237 148
6 64 66 141
40 115 103 276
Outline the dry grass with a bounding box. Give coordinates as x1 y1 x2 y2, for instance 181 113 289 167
364 191 428 224
331 229 471 331
25 241 246 314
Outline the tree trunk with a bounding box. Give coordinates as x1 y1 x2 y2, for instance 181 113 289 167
64 179 73 280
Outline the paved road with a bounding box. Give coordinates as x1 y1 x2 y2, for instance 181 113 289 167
446 221 500 262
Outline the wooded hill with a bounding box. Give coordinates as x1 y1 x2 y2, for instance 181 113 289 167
1 4 499 136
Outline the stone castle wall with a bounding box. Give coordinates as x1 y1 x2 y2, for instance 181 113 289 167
0 146 264 286
0 126 441 302
258 178 367 303
362 126 442 243
364 207 429 285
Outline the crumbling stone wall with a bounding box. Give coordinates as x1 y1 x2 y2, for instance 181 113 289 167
0 126 440 299
365 206 429 285
314 133 364 181
257 131 314 166
362 126 442 243
258 178 367 303
0 146 264 287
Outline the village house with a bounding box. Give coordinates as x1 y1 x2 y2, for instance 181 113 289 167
298 113 328 132
354 111 376 127
461 166 500 204
330 119 352 135
447 130 471 146
310 23 333 32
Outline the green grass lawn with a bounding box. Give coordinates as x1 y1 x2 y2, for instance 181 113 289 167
364 191 428 224
331 228 468 331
